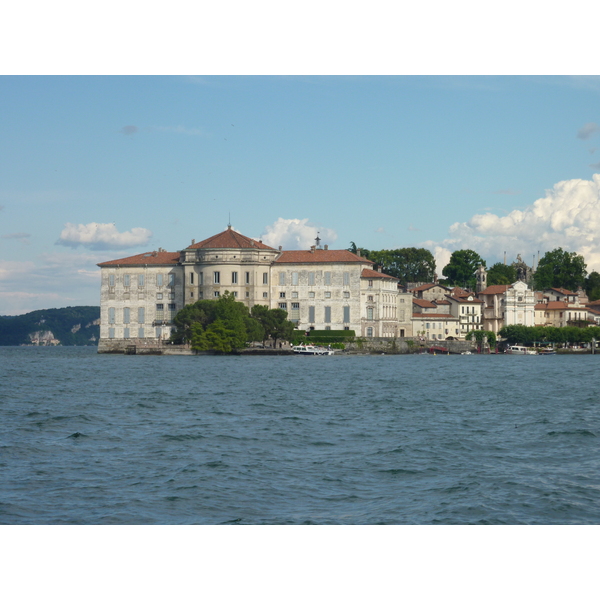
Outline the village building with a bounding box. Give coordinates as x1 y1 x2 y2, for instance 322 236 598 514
534 287 589 327
97 226 412 351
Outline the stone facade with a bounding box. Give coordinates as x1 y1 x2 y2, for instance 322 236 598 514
97 227 414 351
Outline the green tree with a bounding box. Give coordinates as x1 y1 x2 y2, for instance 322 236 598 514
585 271 600 302
487 262 517 286
348 242 371 260
367 248 436 284
532 248 587 291
442 250 486 289
251 305 295 347
171 300 217 344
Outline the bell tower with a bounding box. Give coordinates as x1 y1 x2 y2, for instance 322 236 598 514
475 264 487 293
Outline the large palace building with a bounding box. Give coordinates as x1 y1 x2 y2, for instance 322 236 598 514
97 226 413 352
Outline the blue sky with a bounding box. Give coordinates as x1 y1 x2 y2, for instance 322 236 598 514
2 74 600 314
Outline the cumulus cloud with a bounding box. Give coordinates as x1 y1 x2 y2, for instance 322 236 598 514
577 122 599 140
260 218 338 250
425 174 600 274
120 125 138 135
56 222 152 250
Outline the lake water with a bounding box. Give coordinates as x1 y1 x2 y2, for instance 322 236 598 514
1 346 599 524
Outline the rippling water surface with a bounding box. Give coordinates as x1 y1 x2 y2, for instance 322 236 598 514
1 346 599 524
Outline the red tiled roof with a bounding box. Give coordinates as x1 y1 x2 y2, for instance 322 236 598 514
548 287 575 295
534 301 569 310
479 285 510 295
275 249 372 264
412 283 450 292
412 313 455 319
413 298 436 308
187 227 276 251
97 251 180 267
435 299 451 305
361 268 398 280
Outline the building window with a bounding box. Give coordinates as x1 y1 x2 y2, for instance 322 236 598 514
245 272 250 284
309 306 315 322
138 274 144 287
232 271 238 284
156 328 162 339
368 295 373 302
324 306 331 323
168 303 176 321
367 307 373 321
366 327 373 337
263 292 268 298
245 291 249 298
198 272 203 285
279 302 287 310
343 291 350 298
199 291 203 299
232 291 238 297
190 272 194 285
343 272 350 286
108 327 115 339
292 291 298 299
214 291 220 297
108 274 115 287
138 327 144 338
325 291 331 299
157 293 163 300
291 302 300 322
309 291 315 298
325 272 331 286
263 273 268 284
123 307 130 324
168 293 174 300
279 272 285 285
426 323 430 329
108 307 115 324
123 274 130 287
292 272 299 286
156 304 164 320
169 273 175 287
308 272 315 286
138 307 145 324
280 292 286 298
214 271 220 284
325 326 331 331
190 292 194 298
368 280 373 287
157 274 163 287
343 306 350 323
124 327 130 339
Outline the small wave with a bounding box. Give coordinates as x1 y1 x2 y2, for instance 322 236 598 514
548 429 596 437
162 434 205 441
67 432 86 439
378 468 420 475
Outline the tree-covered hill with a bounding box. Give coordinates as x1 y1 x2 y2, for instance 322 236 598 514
0 306 100 346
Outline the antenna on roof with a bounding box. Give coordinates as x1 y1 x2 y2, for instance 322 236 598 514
227 213 231 230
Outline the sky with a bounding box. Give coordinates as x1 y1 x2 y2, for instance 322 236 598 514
1 75 600 315
1 5 600 316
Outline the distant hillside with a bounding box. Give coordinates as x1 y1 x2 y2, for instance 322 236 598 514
0 306 100 346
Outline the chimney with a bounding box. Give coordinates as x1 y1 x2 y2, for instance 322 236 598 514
278 246 282 251
357 249 361 257
324 244 328 250
310 245 316 253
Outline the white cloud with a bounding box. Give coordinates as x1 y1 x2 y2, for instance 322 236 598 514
425 174 600 274
577 122 600 140
56 222 152 250
260 218 338 250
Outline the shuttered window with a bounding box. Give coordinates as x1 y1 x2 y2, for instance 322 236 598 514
291 302 300 322
123 308 130 324
108 307 115 324
325 272 331 285
231 271 238 284
309 306 315 322
138 274 144 287
109 274 115 287
343 272 350 286
279 272 285 285
123 274 130 287
343 306 350 323
138 327 145 338
324 306 331 323
292 272 299 285
157 274 163 287
308 272 315 286
138 307 145 324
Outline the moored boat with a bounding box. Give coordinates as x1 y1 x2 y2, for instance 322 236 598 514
506 345 537 355
292 344 334 356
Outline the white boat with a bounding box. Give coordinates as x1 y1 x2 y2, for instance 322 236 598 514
506 345 537 355
292 344 334 356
